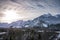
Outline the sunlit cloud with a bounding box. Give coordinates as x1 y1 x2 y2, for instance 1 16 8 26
0 0 60 23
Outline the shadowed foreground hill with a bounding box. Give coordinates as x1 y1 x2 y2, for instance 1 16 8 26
0 27 58 40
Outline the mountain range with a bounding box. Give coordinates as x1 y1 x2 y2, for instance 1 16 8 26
0 13 60 28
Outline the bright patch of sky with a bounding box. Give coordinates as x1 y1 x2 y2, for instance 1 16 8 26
0 0 60 23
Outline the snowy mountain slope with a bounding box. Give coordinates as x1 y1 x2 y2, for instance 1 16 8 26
0 13 60 28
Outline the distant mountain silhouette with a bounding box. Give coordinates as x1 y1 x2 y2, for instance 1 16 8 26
0 23 9 28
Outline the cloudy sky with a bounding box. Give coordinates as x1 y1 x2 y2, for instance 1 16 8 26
0 0 60 23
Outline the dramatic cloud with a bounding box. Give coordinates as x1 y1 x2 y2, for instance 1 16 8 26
10 0 60 14
0 0 60 23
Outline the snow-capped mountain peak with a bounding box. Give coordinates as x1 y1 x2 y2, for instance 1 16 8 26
41 13 52 17
0 13 60 28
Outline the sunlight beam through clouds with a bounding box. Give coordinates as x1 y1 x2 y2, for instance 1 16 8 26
0 0 60 23
1 9 25 23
